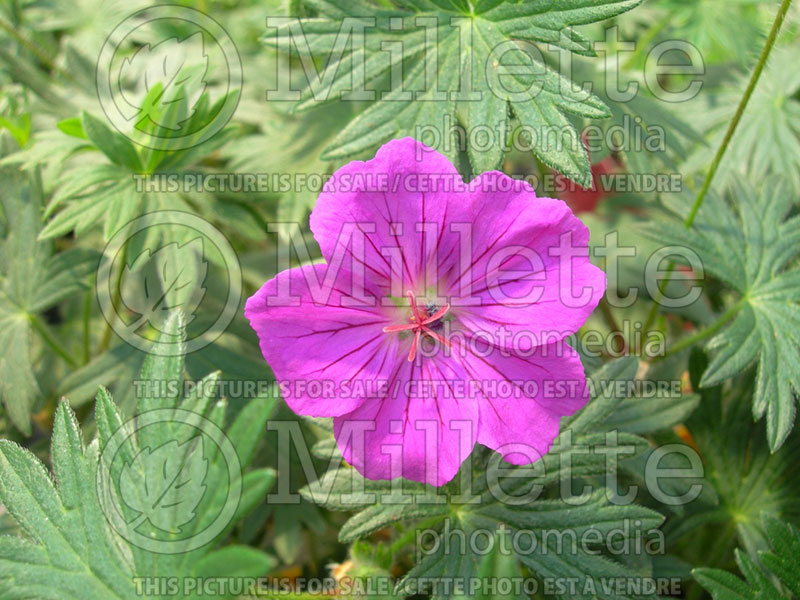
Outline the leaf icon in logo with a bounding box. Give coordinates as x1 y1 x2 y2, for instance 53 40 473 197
119 32 208 130
120 237 208 329
118 437 208 534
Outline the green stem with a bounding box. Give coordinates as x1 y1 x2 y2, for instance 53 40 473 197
655 299 745 361
0 16 73 83
642 263 675 333
644 0 793 333
82 286 92 364
98 244 128 353
599 296 628 354
29 314 78 368
685 0 793 227
0 17 54 71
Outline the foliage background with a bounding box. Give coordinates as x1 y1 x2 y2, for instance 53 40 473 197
0 0 799 598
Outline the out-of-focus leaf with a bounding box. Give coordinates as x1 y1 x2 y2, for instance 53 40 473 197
642 176 800 450
265 0 646 185
0 312 278 598
694 515 800 600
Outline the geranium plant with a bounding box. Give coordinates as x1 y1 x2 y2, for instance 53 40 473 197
0 0 798 599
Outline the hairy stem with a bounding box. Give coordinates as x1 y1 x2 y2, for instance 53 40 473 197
643 0 794 334
82 286 92 364
0 17 55 72
655 299 745 362
599 297 628 354
99 244 128 353
29 314 78 368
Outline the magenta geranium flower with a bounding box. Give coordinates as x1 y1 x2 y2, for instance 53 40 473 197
245 138 605 486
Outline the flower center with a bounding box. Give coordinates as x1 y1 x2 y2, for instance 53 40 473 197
383 290 452 362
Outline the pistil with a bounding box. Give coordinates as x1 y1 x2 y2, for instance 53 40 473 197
383 291 452 361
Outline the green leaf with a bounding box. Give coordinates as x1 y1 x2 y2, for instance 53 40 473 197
564 356 639 433
302 358 663 599
80 111 143 172
388 482 663 599
683 43 800 195
120 239 209 330
266 0 644 185
224 101 352 241
39 189 116 240
604 393 700 435
57 117 87 140
119 437 209 534
660 0 770 65
192 545 277 586
34 103 230 241
759 514 800 598
0 113 32 147
30 248 99 312
271 502 327 564
0 171 97 433
694 514 800 600
57 343 140 408
659 349 800 569
0 311 277 599
642 176 800 450
102 182 143 240
0 404 136 599
598 92 705 178
44 163 130 218
693 562 761 600
137 311 186 412
0 305 38 435
143 90 240 173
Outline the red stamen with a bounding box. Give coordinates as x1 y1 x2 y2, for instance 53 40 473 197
422 326 452 348
383 290 452 362
383 323 418 333
407 290 422 322
409 328 421 362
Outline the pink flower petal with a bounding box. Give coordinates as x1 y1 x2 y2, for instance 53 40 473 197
445 171 606 351
246 138 606 486
455 336 590 465
310 137 460 295
334 352 478 486
245 264 394 417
